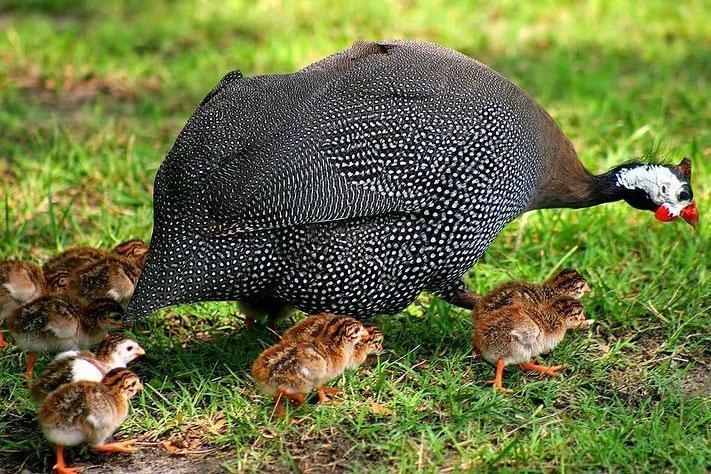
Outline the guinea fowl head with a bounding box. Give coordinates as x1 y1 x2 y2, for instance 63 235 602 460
610 158 698 226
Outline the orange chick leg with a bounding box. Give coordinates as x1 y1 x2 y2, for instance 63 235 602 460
486 358 511 393
24 352 36 379
90 439 137 454
519 360 565 377
273 393 287 417
53 444 80 474
0 330 7 349
317 386 341 403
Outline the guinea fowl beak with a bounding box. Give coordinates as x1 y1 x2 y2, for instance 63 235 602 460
680 201 699 227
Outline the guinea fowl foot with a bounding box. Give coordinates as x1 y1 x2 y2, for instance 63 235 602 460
24 352 36 379
53 445 81 474
90 439 138 454
317 386 342 404
519 361 565 377
486 358 511 393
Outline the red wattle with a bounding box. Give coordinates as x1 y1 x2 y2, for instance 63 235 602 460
654 205 676 222
680 201 699 227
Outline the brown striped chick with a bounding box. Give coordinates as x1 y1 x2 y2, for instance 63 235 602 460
38 368 143 474
31 336 145 402
0 260 49 348
65 255 142 307
8 296 129 378
251 316 368 417
43 239 148 294
476 268 590 317
349 324 384 369
472 297 589 393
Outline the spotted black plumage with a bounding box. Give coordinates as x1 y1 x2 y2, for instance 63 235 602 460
126 40 696 320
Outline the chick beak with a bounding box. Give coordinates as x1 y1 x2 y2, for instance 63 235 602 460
680 201 699 227
135 347 146 357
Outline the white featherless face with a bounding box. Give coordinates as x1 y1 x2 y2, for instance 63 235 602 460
615 160 697 226
616 165 691 214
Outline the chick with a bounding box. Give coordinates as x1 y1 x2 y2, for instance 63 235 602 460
476 268 590 316
8 296 129 378
65 255 142 307
472 297 589 393
31 336 145 402
0 260 47 348
38 367 143 474
111 239 149 269
251 316 370 416
349 324 384 369
43 239 148 293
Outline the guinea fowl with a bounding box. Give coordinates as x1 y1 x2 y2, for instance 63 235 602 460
126 40 698 322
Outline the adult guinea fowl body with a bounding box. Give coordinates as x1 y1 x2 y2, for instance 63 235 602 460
126 40 697 320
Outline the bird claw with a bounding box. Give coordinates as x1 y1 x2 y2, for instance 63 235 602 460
486 379 512 394
91 439 137 454
317 386 341 403
53 465 82 474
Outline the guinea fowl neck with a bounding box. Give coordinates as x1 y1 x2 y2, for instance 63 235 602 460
527 163 628 210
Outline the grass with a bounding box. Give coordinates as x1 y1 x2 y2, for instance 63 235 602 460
0 0 709 472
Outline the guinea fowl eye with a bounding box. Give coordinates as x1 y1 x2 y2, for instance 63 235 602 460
678 190 690 201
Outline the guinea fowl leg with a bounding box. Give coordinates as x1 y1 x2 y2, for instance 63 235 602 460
442 286 481 310
486 358 511 393
53 444 80 474
244 317 256 332
519 361 565 377
90 439 138 454
24 352 36 379
317 386 342 403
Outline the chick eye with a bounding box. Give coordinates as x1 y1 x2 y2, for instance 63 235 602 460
127 346 134 351
661 185 666 193
678 190 690 201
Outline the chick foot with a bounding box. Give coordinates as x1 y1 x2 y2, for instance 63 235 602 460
52 445 81 474
317 386 341 403
90 439 138 454
24 352 36 379
519 361 565 377
486 358 511 393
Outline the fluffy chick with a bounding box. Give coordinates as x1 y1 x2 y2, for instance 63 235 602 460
31 336 145 402
473 297 589 393
38 368 143 474
0 260 48 348
476 268 590 316
251 316 370 416
8 296 129 378
65 256 142 307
